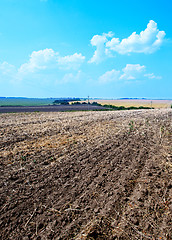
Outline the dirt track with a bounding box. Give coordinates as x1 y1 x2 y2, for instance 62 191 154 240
0 109 172 239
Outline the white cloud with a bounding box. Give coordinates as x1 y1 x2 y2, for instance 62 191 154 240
61 70 82 83
19 48 58 74
89 20 165 63
144 73 162 79
106 20 165 54
0 62 18 83
0 61 16 75
57 53 85 70
0 49 85 85
99 64 161 83
88 32 114 64
18 49 85 76
120 64 146 80
99 69 120 83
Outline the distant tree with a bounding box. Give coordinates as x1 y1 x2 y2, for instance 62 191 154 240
53 100 69 105
71 101 81 105
53 98 81 105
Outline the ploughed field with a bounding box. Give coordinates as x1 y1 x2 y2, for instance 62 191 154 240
0 109 172 239
0 104 106 113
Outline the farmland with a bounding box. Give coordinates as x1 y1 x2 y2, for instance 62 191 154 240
0 98 55 106
0 109 172 239
1 98 172 109
88 99 172 109
0 104 106 113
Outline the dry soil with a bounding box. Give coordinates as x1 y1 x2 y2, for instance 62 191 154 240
0 109 171 239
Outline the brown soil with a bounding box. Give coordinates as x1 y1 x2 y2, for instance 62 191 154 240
0 105 106 113
0 109 171 239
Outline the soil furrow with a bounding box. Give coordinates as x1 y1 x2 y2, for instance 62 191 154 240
0 109 171 239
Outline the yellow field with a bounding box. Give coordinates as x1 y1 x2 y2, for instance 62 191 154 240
88 99 172 109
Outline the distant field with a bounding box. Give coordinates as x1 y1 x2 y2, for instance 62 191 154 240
1 98 172 108
0 98 54 106
0 105 106 113
89 99 172 108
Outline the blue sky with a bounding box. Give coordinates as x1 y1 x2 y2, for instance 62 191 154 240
0 0 171 98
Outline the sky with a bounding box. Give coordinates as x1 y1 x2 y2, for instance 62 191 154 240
0 0 171 99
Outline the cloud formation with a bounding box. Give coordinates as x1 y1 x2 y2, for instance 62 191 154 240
0 62 17 83
0 49 85 84
88 32 113 64
18 49 85 75
120 64 145 80
99 64 161 83
58 53 85 70
99 69 120 83
90 20 165 63
0 61 16 75
144 73 162 79
62 70 82 83
106 20 165 54
19 49 58 74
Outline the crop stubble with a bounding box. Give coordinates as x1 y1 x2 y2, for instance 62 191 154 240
0 109 172 239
